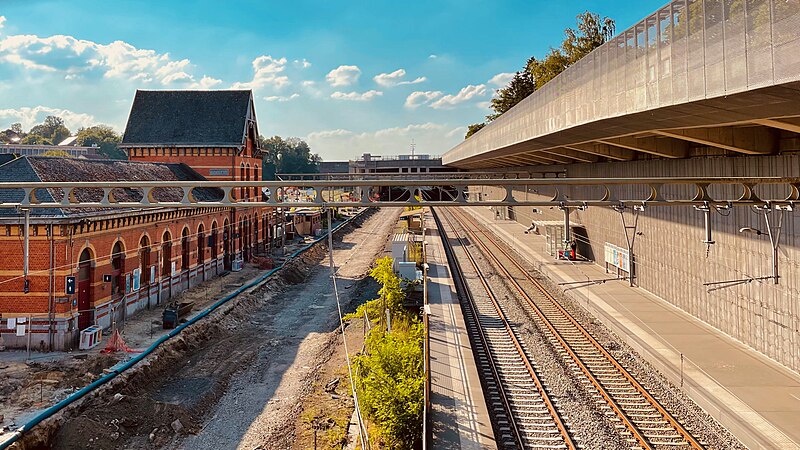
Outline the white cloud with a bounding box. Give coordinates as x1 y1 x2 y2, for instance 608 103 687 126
264 93 300 102
326 65 361 87
404 91 443 109
293 58 311 68
430 84 487 109
0 16 6 31
446 126 467 138
231 55 289 90
0 106 96 131
306 122 460 159
302 80 316 87
0 31 218 87
489 72 514 87
191 75 223 89
373 68 426 87
428 54 437 59
330 90 382 101
306 129 353 140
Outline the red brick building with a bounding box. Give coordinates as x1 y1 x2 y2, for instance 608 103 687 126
0 90 276 350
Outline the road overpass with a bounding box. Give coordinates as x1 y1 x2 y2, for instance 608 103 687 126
444 0 800 169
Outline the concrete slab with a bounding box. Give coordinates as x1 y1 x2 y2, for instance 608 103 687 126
464 205 800 450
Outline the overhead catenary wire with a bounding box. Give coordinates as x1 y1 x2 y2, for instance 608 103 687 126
326 207 369 449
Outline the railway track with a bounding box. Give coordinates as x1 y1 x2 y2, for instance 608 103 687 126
443 206 705 450
435 208 576 450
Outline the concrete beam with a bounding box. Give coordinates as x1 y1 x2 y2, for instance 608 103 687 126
597 136 689 159
752 118 800 134
564 143 636 161
522 151 574 165
653 126 777 155
545 147 599 163
504 154 556 166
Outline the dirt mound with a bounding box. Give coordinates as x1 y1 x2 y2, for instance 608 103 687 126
51 394 197 449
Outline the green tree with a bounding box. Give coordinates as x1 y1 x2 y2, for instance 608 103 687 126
464 122 486 139
260 135 320 176
467 11 615 138
42 149 71 157
29 115 71 145
20 134 52 145
370 256 405 324
0 123 25 143
75 125 125 159
487 68 537 120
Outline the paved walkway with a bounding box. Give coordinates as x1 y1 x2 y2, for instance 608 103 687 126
465 205 800 450
425 211 496 450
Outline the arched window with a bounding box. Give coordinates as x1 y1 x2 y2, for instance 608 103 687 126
240 163 246 200
77 248 94 330
210 221 218 260
197 223 206 263
245 163 251 200
111 241 125 295
181 227 190 270
162 230 172 276
139 235 151 285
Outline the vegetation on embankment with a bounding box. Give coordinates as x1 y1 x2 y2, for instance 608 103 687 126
347 256 424 450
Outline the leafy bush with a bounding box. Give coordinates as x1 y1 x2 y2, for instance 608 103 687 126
349 256 424 449
354 323 423 449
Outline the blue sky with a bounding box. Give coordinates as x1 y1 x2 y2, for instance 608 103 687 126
0 0 665 161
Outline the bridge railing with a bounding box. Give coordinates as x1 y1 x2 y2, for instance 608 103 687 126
0 177 798 210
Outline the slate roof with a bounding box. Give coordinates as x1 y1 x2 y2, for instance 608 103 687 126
120 90 254 147
0 156 224 217
0 154 16 166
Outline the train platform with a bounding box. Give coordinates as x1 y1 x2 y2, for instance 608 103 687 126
463 205 800 449
424 211 497 449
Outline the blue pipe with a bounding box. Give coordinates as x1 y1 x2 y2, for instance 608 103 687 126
0 208 367 449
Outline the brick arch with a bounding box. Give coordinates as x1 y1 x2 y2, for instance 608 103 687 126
77 243 98 268
110 237 128 259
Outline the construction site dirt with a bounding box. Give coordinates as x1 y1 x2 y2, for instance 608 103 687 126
8 207 400 450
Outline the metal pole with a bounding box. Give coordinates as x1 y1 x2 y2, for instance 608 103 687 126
23 208 30 283
764 210 781 285
281 208 286 256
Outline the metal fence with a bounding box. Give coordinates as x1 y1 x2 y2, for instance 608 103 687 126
444 0 800 165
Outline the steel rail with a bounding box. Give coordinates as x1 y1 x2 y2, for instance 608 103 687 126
437 208 577 450
434 209 527 449
450 207 705 449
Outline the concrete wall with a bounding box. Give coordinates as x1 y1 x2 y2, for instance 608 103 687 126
475 154 800 373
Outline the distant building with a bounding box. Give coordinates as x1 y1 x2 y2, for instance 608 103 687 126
349 152 450 174
318 161 349 174
0 143 99 158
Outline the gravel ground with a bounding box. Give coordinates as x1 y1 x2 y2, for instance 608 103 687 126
175 207 399 450
441 207 745 450
440 209 627 449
